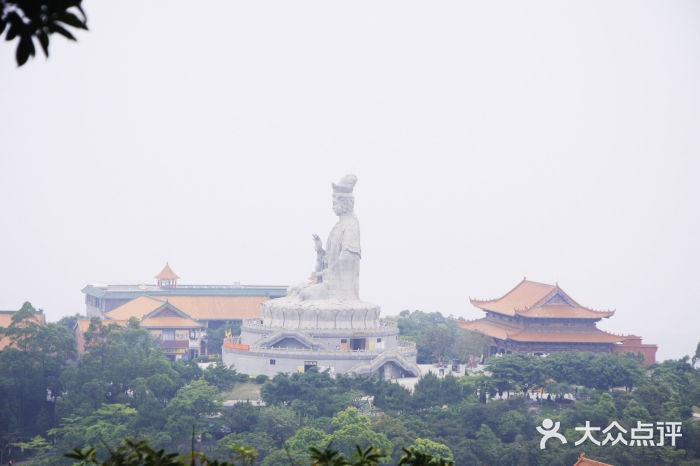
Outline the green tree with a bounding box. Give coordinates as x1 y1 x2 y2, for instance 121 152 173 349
56 313 83 332
49 403 138 454
284 427 330 464
205 321 241 356
256 406 300 446
216 432 273 463
452 329 490 363
469 424 503 465
371 416 416 464
165 379 220 445
0 303 75 449
405 438 453 463
203 360 239 390
419 326 454 364
328 408 392 460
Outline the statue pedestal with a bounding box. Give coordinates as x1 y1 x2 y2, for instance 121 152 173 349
262 297 380 330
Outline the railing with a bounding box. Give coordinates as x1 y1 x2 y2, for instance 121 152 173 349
397 340 417 349
94 284 287 291
242 318 398 332
224 340 417 357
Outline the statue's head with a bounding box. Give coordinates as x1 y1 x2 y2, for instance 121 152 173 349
332 175 357 216
333 193 354 215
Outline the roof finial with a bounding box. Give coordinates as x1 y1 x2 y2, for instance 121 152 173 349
155 262 179 288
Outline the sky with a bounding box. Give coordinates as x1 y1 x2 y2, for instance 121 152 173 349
1 1 699 361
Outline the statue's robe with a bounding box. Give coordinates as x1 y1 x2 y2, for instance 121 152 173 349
297 214 361 302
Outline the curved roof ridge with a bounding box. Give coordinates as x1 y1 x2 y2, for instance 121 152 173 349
470 277 546 304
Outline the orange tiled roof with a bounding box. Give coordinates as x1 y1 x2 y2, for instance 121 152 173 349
106 296 166 320
0 313 13 328
457 319 510 340
75 318 94 333
457 318 627 343
470 279 614 319
0 310 46 350
75 318 129 333
0 336 12 350
155 263 180 280
106 295 266 322
573 453 612 466
152 296 267 320
140 316 204 328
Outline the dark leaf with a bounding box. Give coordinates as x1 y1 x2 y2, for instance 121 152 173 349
37 31 50 57
16 35 35 66
5 13 23 41
57 11 88 30
50 23 77 41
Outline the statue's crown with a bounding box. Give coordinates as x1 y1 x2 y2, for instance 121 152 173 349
332 174 357 194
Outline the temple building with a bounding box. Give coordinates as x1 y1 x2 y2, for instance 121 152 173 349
458 279 657 364
80 264 287 360
82 263 286 319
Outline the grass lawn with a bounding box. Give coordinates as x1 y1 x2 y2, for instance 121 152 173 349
220 382 262 401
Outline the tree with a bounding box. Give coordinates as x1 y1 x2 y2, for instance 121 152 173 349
327 408 392 460
419 326 454 364
468 424 503 465
452 329 490 363
165 379 220 444
56 313 83 332
49 403 138 454
0 303 75 450
205 321 241 356
284 427 330 464
203 360 239 390
411 373 442 409
256 406 300 446
371 416 416 464
405 438 453 464
0 0 87 66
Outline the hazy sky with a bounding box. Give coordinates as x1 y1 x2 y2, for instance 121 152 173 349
1 1 698 361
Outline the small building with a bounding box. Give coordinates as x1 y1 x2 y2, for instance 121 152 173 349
80 264 287 360
82 263 286 318
458 279 657 364
104 295 271 359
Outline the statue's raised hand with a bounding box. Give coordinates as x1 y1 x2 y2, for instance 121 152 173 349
312 234 324 253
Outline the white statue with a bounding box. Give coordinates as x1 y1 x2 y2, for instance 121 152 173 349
289 174 361 302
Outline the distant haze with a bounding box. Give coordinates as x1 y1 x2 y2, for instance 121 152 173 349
1 1 698 360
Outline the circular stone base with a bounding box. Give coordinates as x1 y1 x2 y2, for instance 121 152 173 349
261 297 380 329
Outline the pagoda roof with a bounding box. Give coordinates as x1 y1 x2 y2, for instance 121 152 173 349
155 263 180 280
457 318 627 344
470 279 615 319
